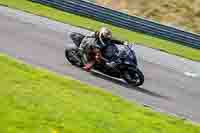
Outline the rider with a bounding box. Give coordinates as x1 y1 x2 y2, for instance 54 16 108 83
79 27 127 71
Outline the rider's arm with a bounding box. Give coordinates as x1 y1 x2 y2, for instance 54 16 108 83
110 39 124 45
86 31 99 38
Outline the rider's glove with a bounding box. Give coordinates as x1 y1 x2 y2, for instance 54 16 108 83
106 61 117 68
123 41 129 45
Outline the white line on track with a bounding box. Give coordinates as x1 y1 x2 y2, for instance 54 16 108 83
184 72 199 78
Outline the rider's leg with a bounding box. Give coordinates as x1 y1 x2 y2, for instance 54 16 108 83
79 37 99 72
82 49 96 72
79 37 91 65
79 37 87 55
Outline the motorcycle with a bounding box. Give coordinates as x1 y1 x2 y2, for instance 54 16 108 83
65 32 144 86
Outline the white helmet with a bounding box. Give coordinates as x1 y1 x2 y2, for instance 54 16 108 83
99 27 112 46
99 27 112 39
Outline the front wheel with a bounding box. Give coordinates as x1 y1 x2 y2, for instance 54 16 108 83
65 48 83 67
123 68 144 86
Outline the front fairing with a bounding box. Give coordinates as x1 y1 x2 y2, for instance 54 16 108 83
103 44 138 66
123 45 138 66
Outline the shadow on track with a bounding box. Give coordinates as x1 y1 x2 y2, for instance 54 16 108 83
90 70 170 100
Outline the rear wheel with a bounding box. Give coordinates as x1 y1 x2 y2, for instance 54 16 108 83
65 48 83 67
123 68 144 86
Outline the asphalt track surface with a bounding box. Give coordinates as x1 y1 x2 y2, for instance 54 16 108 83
0 6 200 122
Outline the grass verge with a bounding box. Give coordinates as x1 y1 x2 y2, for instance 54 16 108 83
0 0 200 62
0 53 200 132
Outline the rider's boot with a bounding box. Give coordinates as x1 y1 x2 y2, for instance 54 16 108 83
83 61 95 72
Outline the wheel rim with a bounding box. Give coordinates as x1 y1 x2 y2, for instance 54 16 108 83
124 70 141 85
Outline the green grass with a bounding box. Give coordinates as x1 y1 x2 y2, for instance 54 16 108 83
0 53 200 133
0 0 200 62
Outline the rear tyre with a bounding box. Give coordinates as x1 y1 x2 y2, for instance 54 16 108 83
123 68 144 86
65 48 83 67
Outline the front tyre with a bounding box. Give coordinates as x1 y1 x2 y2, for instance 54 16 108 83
123 68 144 86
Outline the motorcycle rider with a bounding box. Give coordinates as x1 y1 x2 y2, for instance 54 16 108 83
79 27 128 72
